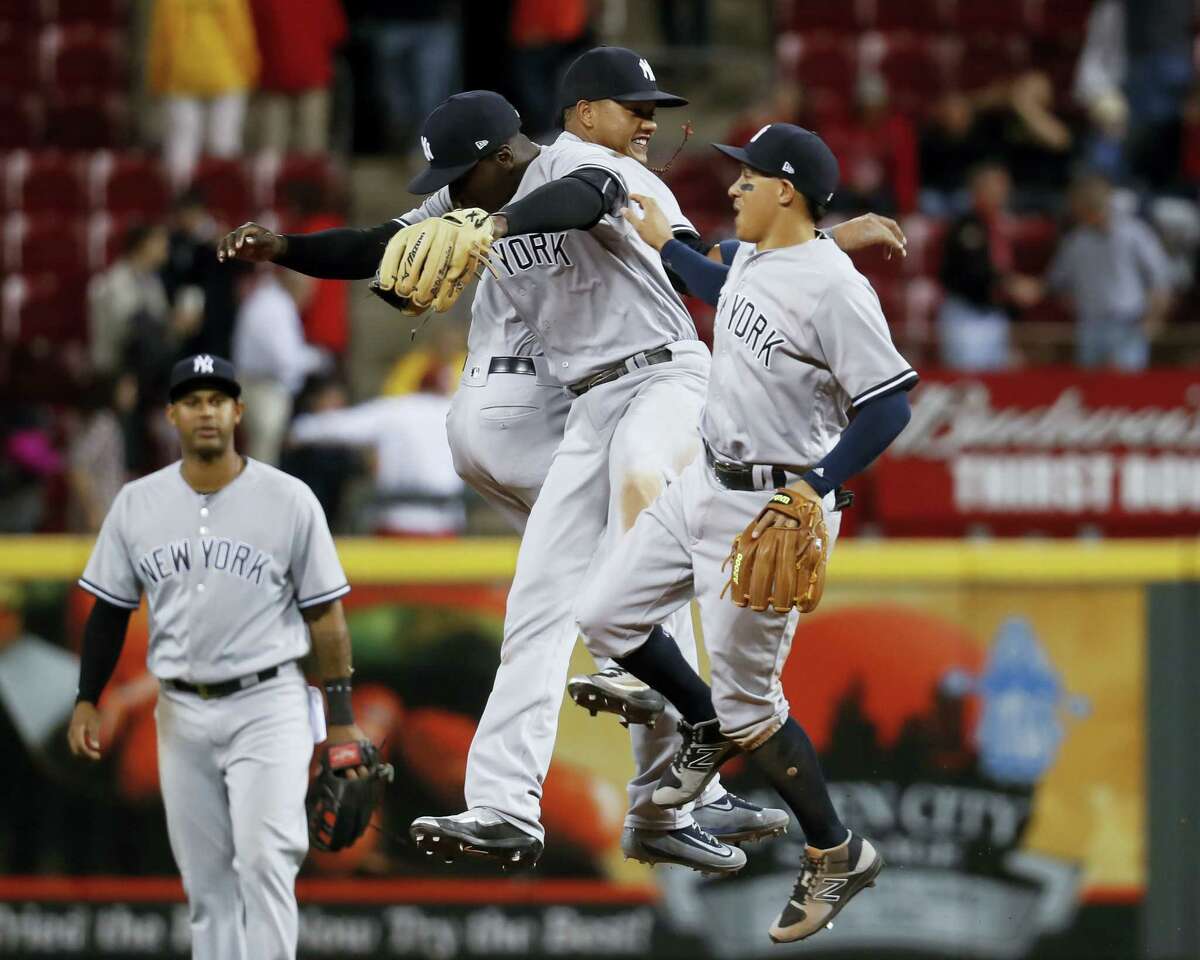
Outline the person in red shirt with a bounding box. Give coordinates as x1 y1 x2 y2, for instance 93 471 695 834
250 0 347 154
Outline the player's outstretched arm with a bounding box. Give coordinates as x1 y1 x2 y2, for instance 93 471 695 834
67 599 134 761
217 220 404 281
304 599 369 778
825 214 907 259
624 193 730 306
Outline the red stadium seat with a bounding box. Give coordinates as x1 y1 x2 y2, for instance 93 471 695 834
190 156 255 227
44 0 129 25
787 32 858 96
43 93 128 149
254 152 343 209
0 0 38 23
89 151 170 218
0 26 39 94
1033 0 1094 38
0 96 42 151
1 271 89 345
4 150 87 214
86 210 145 270
2 212 88 273
899 214 947 277
951 0 1034 32
778 0 869 32
878 35 952 112
873 0 946 32
40 25 125 92
954 36 1030 91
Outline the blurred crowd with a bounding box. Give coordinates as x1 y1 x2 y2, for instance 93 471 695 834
4 0 1200 537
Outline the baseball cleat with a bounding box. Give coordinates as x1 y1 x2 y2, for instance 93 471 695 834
652 718 739 808
567 667 666 727
621 823 747 876
768 832 883 943
409 808 543 870
692 791 789 845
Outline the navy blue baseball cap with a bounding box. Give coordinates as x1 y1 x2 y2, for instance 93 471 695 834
407 91 523 194
558 46 688 112
169 354 241 402
713 123 840 206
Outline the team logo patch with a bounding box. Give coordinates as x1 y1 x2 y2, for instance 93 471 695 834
771 493 794 506
420 136 434 161
782 161 795 174
193 354 214 374
751 124 770 142
475 139 489 150
813 877 848 903
638 57 656 81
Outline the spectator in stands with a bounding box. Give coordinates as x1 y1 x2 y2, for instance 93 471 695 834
1124 0 1194 187
148 0 260 188
919 93 985 217
0 410 62 534
250 0 347 155
971 71 1073 213
658 0 710 48
346 1 461 153
288 377 465 536
88 224 203 382
232 266 328 464
66 375 135 533
724 79 806 152
824 73 918 216
511 0 594 139
162 188 248 361
1076 91 1131 186
1046 171 1173 370
1074 0 1125 109
282 181 350 360
279 376 364 531
937 162 1042 370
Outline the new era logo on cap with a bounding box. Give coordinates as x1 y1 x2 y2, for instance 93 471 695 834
475 139 489 150
193 354 215 374
782 161 795 174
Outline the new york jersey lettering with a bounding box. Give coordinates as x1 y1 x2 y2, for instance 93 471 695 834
491 233 573 277
724 294 786 369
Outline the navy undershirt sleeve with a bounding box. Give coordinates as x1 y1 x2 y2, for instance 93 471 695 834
76 598 133 704
660 237 731 306
718 239 740 265
801 390 912 496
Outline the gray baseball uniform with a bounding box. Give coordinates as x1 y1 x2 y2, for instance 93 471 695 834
463 131 726 842
578 238 917 748
79 458 349 960
394 190 570 532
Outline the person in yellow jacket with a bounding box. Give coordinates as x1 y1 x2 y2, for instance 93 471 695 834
148 0 261 188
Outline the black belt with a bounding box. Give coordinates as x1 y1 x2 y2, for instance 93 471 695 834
704 443 854 510
567 346 674 396
167 666 279 700
488 356 536 376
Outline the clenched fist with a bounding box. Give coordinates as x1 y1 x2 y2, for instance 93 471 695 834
217 222 286 264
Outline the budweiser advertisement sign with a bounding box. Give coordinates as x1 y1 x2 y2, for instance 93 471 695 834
873 370 1200 535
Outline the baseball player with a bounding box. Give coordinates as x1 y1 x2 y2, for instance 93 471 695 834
217 72 904 872
574 124 917 942
66 354 371 960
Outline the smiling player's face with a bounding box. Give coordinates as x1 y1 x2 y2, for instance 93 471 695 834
728 166 778 243
591 99 658 163
168 389 243 458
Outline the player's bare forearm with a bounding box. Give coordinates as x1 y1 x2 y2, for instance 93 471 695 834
304 599 354 681
826 214 907 258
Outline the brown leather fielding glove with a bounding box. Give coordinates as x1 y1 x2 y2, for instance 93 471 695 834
724 482 830 614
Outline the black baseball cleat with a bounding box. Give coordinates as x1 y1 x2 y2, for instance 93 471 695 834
409 808 543 870
768 832 883 943
621 823 747 876
652 718 740 808
692 791 789 845
567 667 667 727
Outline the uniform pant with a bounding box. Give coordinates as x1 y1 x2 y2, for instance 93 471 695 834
461 341 723 840
163 93 247 188
578 457 842 750
155 664 312 960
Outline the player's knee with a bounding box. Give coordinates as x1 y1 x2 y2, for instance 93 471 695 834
712 681 789 750
618 471 663 530
575 592 632 660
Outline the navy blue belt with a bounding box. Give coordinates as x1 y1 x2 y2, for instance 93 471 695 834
568 346 674 396
704 443 854 510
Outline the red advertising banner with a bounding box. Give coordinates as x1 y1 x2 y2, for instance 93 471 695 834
873 369 1200 536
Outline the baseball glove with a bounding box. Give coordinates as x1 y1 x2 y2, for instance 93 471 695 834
369 208 495 315
306 740 395 852
723 482 829 614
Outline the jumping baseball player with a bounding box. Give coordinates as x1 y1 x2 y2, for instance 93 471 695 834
218 70 904 873
574 124 917 942
66 354 384 960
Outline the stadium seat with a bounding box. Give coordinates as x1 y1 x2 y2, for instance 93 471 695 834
878 35 952 112
89 151 170 218
1010 217 1058 274
43 93 128 149
1032 0 1094 38
254 152 342 209
0 96 42 151
1 270 88 345
45 0 129 25
190 156 255 226
778 0 869 32
40 25 126 92
4 150 88 214
2 212 88 273
0 0 38 24
951 0 1034 32
873 0 946 32
0 26 39 94
86 210 142 270
786 32 858 95
954 36 1030 91
899 214 947 277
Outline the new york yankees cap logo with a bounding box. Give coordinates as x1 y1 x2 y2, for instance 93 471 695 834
169 354 241 402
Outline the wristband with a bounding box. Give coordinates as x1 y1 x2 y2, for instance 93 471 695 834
324 677 355 726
